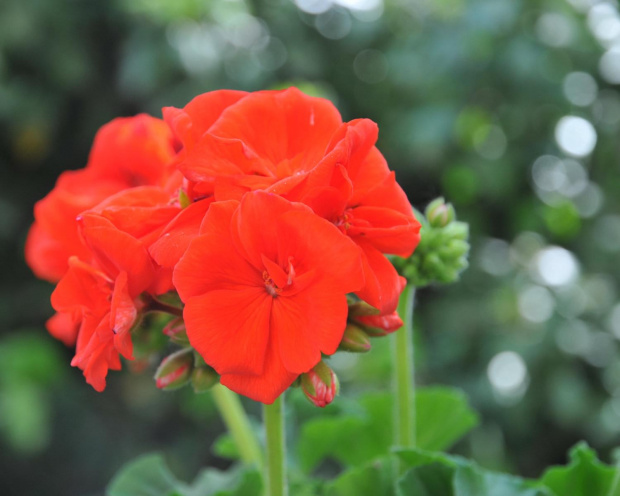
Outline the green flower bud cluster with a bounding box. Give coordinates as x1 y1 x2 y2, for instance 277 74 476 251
393 198 470 287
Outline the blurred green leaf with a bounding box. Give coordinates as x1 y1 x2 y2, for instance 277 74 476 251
107 454 184 496
539 442 620 496
0 381 50 454
188 467 262 496
107 453 261 496
324 457 395 496
397 463 455 496
453 465 550 496
298 387 478 472
0 332 64 385
212 433 240 461
416 387 479 451
395 448 551 496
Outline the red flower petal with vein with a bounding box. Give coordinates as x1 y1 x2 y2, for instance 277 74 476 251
174 191 364 403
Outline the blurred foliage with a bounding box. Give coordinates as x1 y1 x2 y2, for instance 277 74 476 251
3 0 620 494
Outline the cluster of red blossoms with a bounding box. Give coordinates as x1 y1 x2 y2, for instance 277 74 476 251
26 88 421 404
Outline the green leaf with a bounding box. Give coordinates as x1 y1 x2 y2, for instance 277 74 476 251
454 465 549 496
324 457 395 496
539 442 620 496
415 387 479 452
297 387 478 472
212 433 240 461
188 466 262 496
397 463 455 496
107 454 261 496
107 454 186 496
395 448 552 496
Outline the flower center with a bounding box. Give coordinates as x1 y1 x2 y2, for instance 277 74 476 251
263 271 280 297
262 256 296 297
334 211 352 233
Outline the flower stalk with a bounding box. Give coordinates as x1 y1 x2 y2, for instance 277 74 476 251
264 395 287 496
211 384 263 468
393 284 416 449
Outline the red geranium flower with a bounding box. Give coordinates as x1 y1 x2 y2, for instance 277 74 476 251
25 114 178 282
173 191 364 403
164 88 342 201
51 214 159 391
168 88 420 313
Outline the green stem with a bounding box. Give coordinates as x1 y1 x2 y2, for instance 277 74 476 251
393 284 416 449
143 295 183 317
211 384 263 468
264 395 287 496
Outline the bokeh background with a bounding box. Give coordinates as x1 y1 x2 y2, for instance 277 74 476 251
3 0 620 494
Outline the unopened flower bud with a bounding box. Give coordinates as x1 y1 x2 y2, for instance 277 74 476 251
347 300 381 318
154 348 193 390
191 366 219 393
163 317 190 346
354 311 404 337
301 361 339 408
339 324 371 352
425 197 455 228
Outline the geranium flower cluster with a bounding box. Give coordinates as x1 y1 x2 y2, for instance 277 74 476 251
26 88 421 404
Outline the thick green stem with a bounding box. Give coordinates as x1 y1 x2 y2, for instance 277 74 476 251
264 395 287 496
211 384 263 468
393 284 416 449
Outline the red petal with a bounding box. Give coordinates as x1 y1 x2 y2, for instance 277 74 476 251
277 209 365 294
348 206 421 258
178 134 273 185
174 201 261 301
232 192 311 269
109 271 137 359
209 87 342 172
184 287 272 375
149 198 212 268
87 186 180 243
46 311 80 346
355 241 406 314
272 286 348 374
79 214 155 296
51 257 110 315
355 171 416 222
25 222 71 282
163 90 248 149
220 337 298 404
87 114 176 187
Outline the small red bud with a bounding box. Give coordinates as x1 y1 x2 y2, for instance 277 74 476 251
339 324 371 353
300 361 339 408
353 311 404 337
154 348 193 390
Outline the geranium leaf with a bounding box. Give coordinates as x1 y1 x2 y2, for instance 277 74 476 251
415 387 479 452
187 466 262 496
539 442 620 496
395 447 552 496
324 457 395 496
297 387 478 472
396 463 455 496
107 453 186 496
